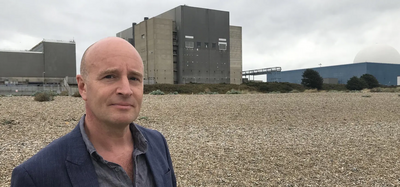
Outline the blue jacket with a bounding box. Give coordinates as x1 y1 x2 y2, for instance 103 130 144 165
11 120 176 187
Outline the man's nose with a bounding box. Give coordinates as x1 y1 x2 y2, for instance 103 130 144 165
117 77 133 96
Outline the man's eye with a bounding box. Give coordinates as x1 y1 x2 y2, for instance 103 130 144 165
104 75 114 79
130 77 138 81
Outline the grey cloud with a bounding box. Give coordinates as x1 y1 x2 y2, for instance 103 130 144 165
1 0 400 81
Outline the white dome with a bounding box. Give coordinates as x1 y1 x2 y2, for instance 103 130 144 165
353 44 400 64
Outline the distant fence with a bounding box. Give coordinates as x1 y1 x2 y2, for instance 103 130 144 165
0 85 78 96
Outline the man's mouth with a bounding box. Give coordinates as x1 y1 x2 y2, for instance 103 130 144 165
111 103 133 109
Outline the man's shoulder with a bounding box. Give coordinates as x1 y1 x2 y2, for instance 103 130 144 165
16 125 81 171
11 125 85 186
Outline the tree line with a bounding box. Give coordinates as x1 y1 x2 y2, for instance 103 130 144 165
301 69 380 90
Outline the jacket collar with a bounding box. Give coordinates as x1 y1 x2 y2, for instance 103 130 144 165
65 116 99 187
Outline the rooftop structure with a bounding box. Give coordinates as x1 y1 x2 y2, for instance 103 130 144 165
354 44 400 64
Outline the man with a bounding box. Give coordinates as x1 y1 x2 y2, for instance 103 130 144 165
11 37 176 187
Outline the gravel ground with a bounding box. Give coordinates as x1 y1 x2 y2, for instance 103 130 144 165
1 93 400 186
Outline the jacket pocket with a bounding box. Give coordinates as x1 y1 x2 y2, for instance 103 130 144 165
163 168 172 186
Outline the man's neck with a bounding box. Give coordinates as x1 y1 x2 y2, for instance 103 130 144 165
84 116 133 153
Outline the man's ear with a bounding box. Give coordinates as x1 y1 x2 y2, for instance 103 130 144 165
76 75 87 101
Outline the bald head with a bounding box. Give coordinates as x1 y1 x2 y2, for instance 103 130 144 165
76 37 145 133
80 37 143 81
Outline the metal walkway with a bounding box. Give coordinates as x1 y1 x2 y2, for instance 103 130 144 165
242 67 282 82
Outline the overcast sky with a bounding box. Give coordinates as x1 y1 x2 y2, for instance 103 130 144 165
1 0 399 81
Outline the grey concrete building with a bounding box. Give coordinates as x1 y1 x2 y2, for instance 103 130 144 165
0 39 76 85
116 5 242 84
230 26 242 84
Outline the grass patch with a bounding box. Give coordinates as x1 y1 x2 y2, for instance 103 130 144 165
226 89 242 94
34 92 54 102
149 90 165 95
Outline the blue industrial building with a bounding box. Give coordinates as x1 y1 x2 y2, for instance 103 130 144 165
266 44 400 86
268 62 400 86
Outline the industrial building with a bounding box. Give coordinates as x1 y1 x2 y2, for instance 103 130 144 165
0 39 76 95
0 39 76 84
267 44 400 86
116 5 242 84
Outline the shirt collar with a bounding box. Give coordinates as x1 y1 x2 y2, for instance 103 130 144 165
79 115 148 158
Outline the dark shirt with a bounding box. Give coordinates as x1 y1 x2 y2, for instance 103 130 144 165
79 118 155 187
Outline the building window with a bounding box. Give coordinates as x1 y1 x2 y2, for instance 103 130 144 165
196 42 201 48
218 42 227 50
205 42 209 48
141 34 145 39
212 43 216 49
185 41 194 48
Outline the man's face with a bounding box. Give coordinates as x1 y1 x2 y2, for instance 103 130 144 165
79 39 144 128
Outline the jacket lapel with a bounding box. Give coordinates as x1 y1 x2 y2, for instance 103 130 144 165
65 125 99 187
145 140 165 187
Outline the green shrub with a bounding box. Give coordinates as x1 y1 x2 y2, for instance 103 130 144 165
168 91 179 95
289 89 300 93
301 69 323 90
204 88 218 94
226 89 242 94
72 91 81 97
31 91 41 96
304 89 318 93
34 92 54 102
143 82 311 94
59 91 69 96
144 83 256 94
371 87 400 93
360 74 380 89
322 84 347 91
246 82 304 93
382 88 396 92
33 91 58 97
138 116 149 120
199 88 219 94
269 91 281 94
346 76 368 90
149 90 165 95
49 91 59 96
2 119 14 125
197 91 218 95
